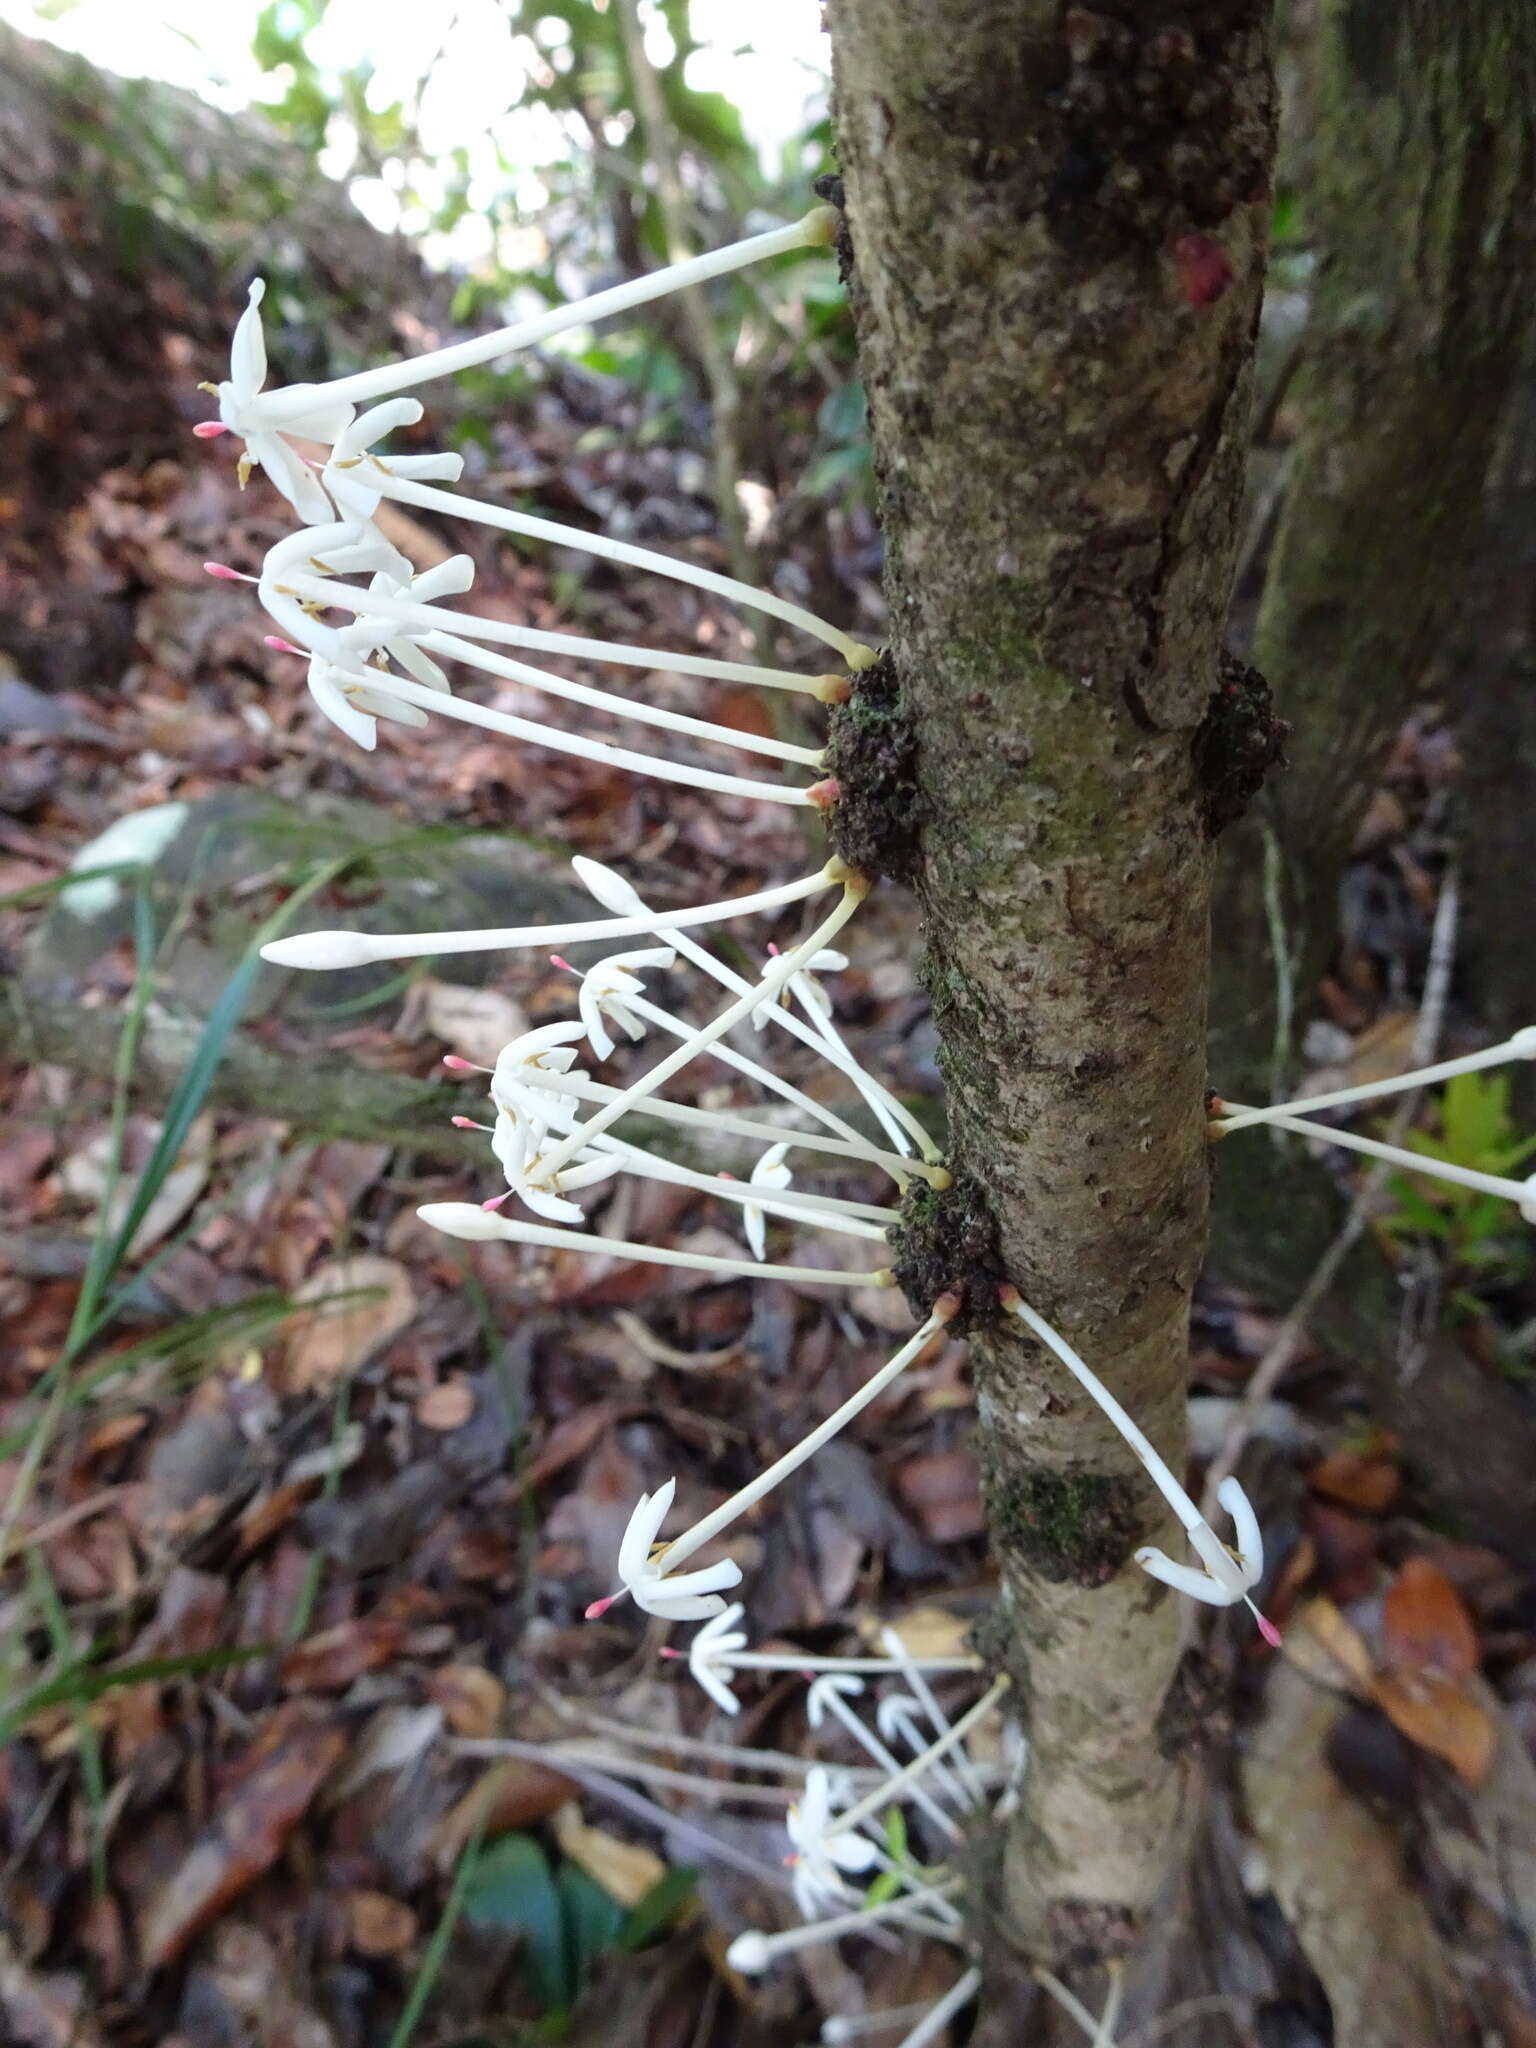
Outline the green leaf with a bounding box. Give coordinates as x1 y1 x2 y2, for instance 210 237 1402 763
463 1835 570 2011
0 1644 267 1743
619 1866 699 1952
557 1864 625 1985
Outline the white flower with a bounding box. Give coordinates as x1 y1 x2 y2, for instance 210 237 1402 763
575 947 675 1062
806 1671 865 1729
743 1142 792 1262
685 1603 749 1715
211 280 355 524
751 946 847 1030
333 548 477 698
302 651 429 753
322 398 466 522
786 1766 879 1920
606 1478 743 1622
486 1023 620 1223
1135 1474 1271 1620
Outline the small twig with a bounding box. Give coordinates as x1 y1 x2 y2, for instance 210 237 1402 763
450 1735 792 1807
451 1736 792 1891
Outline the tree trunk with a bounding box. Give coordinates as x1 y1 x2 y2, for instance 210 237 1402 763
1456 337 1536 1110
827 0 1275 1958
1207 0 1536 1302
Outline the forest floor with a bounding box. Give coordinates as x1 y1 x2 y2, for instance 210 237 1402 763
2 175 1535 2048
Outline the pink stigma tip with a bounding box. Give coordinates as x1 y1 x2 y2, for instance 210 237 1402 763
767 941 781 957
550 955 574 973
442 1055 478 1072
263 636 303 656
450 1116 479 1130
659 1646 682 1660
584 1595 617 1620
203 560 247 581
1255 1613 1283 1650
480 1193 510 1212
192 420 228 439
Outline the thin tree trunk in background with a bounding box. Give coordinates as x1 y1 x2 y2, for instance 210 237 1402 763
1456 333 1536 1109
1208 0 1536 1303
828 0 1274 1957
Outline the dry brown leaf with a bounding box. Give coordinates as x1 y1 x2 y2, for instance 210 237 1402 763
551 1802 666 1907
1309 1446 1401 1514
1297 1009 1420 1102
60 1112 213 1260
1371 1670 1496 1788
139 1707 347 1968
285 1255 416 1391
404 977 527 1067
1380 1557 1479 1683
327 1703 444 1804
279 1619 404 1693
861 1604 972 1661
346 1890 418 1959
433 1761 578 1869
893 1450 985 1541
427 1663 506 1738
416 1380 476 1431
1282 1597 1376 1697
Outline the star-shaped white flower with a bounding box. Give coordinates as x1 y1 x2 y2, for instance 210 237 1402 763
575 947 675 1062
742 1142 792 1262
210 280 355 524
597 1478 743 1623
322 399 466 524
785 1766 879 1920
302 652 430 753
486 1023 619 1223
685 1603 749 1715
1136 1475 1277 1641
750 946 847 1030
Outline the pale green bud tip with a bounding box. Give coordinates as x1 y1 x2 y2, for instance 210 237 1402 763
802 204 840 248
845 642 880 671
726 1931 771 1975
417 1202 506 1241
260 930 379 970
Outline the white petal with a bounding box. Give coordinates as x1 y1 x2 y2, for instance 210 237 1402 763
618 1481 674 1583
828 1834 879 1876
254 433 338 525
231 278 268 399
744 1203 767 1263
696 1663 741 1715
339 397 424 455
1133 1546 1240 1606
1216 1476 1265 1582
306 661 377 751
572 856 647 916
580 982 616 1063
409 553 477 603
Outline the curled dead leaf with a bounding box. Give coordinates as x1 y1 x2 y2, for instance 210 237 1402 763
285 1255 416 1391
551 1801 665 1908
1371 1670 1496 1788
1282 1597 1376 1697
1381 1558 1479 1684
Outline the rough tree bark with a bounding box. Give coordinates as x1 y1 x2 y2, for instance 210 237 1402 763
827 0 1275 1958
1208 0 1536 1303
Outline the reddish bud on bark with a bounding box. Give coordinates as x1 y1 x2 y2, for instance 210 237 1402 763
1174 234 1233 307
